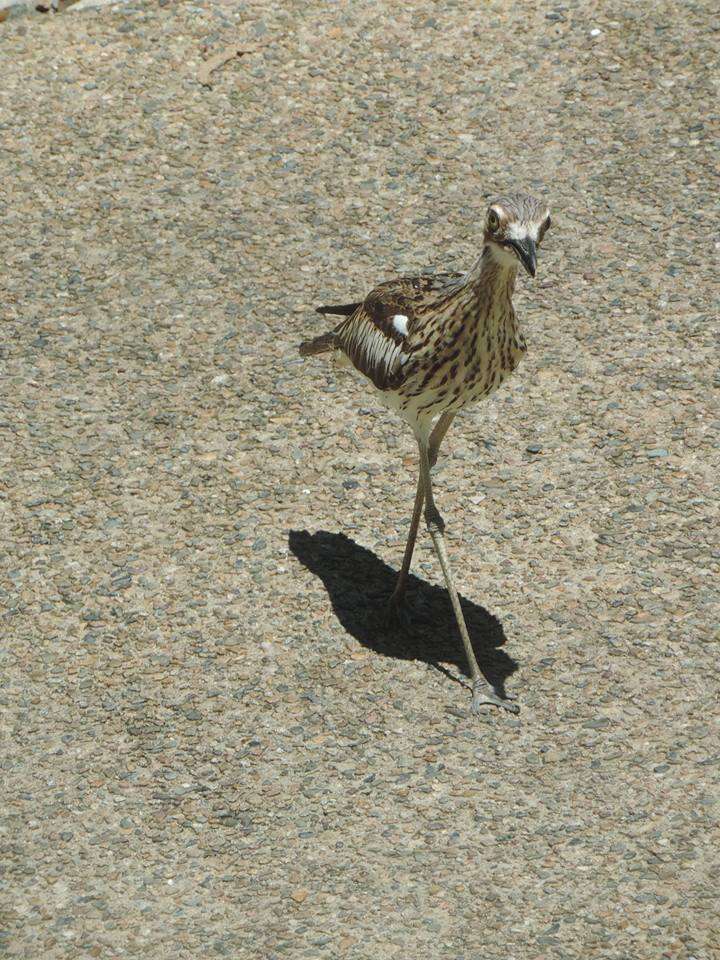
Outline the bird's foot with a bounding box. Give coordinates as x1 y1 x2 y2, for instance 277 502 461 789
470 679 519 715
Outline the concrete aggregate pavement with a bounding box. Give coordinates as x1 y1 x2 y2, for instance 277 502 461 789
1 1 718 957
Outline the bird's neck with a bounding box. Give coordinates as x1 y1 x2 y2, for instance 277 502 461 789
465 245 517 302
452 246 518 334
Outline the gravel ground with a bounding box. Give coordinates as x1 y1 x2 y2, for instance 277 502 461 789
1 1 719 958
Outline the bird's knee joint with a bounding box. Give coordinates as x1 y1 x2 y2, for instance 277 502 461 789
425 508 445 535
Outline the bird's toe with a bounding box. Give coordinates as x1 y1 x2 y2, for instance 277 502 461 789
470 681 520 715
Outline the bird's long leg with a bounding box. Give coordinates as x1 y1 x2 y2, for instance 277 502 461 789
386 471 424 624
386 412 456 624
418 438 518 715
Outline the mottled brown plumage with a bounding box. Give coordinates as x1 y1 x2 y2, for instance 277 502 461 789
300 192 551 715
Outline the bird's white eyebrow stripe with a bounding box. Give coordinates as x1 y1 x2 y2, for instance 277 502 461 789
392 314 409 336
507 222 539 241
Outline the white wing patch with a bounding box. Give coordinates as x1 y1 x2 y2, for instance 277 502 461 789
362 324 404 376
392 314 409 336
339 314 411 390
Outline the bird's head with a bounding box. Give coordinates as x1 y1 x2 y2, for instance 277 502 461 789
483 193 551 277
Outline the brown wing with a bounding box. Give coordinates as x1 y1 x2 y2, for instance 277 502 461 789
334 273 463 391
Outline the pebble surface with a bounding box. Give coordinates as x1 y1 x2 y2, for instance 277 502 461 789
1 1 718 958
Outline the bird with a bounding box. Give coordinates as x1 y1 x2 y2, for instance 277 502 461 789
299 192 551 714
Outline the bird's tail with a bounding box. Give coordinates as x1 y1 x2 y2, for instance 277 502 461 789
298 331 337 357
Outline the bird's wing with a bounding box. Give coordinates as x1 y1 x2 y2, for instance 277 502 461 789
315 301 362 317
334 272 463 391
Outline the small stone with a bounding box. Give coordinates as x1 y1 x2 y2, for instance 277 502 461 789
290 888 309 903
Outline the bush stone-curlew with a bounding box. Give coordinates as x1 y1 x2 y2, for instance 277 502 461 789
300 193 551 714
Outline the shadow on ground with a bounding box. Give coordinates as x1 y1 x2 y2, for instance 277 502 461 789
289 529 518 697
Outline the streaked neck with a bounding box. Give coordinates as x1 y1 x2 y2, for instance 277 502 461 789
466 245 517 293
459 247 517 330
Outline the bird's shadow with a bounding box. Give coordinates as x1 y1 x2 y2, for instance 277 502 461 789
289 529 518 698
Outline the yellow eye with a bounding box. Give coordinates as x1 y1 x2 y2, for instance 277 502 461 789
488 210 499 231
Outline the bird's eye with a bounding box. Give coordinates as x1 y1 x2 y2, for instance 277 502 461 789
488 210 499 231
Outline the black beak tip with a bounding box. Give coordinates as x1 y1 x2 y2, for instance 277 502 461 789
509 238 537 278
522 243 538 279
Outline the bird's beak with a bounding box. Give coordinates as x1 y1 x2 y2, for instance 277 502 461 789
508 237 537 277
